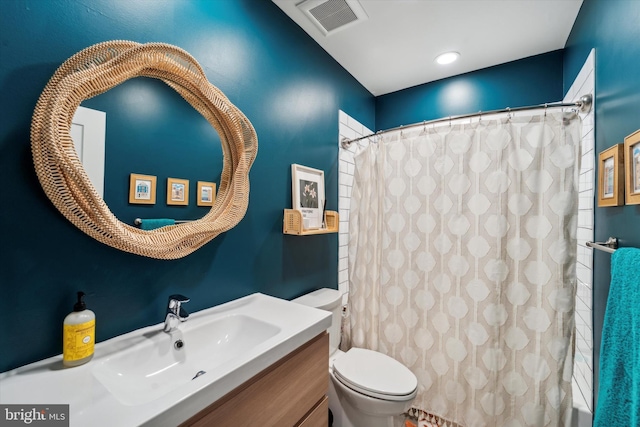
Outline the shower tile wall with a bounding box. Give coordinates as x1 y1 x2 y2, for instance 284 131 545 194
338 110 371 303
565 49 595 416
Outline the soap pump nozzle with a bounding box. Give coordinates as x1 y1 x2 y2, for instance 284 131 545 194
73 291 87 312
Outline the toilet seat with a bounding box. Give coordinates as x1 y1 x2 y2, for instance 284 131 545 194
332 348 418 401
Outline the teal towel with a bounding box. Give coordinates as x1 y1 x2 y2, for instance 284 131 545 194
139 218 175 230
594 248 640 427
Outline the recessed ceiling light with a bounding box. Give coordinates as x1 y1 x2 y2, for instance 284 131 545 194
435 51 460 65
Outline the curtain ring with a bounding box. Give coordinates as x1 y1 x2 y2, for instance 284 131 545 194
449 116 452 127
506 107 512 120
544 103 548 117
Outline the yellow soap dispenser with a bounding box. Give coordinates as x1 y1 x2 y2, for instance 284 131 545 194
63 291 95 367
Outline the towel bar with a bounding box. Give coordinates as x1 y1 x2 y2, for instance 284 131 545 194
134 218 191 226
586 237 618 253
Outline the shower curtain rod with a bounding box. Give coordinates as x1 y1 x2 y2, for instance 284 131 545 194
341 93 593 149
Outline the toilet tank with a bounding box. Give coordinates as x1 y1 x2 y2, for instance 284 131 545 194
292 288 343 355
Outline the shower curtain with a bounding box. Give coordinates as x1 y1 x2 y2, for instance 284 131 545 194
347 112 580 427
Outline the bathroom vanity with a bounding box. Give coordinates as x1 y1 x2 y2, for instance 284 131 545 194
0 294 331 427
180 333 328 426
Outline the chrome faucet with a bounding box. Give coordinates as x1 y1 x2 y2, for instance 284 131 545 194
164 294 190 333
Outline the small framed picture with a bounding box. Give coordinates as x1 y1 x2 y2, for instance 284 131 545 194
129 173 156 204
624 129 640 205
597 144 624 207
197 181 216 206
291 164 325 229
167 178 189 206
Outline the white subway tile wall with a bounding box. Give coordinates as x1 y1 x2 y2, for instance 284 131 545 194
338 110 372 304
565 49 595 417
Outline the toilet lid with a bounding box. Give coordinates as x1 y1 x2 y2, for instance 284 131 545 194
332 348 417 400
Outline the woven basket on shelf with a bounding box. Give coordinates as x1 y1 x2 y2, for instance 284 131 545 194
31 41 258 259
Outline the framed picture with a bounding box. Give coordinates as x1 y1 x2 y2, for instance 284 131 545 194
624 129 640 205
167 178 189 206
197 181 216 206
291 164 325 229
129 173 156 204
597 144 624 207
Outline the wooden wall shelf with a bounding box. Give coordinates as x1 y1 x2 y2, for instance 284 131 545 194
283 209 339 235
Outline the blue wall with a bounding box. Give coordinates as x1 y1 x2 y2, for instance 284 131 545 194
563 0 640 407
0 0 374 372
375 50 564 131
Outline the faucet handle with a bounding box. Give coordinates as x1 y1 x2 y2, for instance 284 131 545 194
167 294 190 319
168 294 190 304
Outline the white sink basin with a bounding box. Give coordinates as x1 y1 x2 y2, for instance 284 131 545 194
92 314 281 406
0 293 331 427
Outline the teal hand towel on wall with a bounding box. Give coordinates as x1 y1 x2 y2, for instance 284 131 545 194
140 218 176 230
594 247 640 427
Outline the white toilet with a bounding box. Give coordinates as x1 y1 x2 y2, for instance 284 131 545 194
293 288 418 427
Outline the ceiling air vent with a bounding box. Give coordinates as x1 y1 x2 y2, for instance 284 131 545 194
297 0 368 36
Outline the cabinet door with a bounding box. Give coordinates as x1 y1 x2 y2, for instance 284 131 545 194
298 396 328 427
182 333 328 426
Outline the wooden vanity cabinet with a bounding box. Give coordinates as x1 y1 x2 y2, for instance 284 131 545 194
180 332 329 427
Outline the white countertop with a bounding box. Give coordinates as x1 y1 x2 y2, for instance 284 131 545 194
0 293 331 427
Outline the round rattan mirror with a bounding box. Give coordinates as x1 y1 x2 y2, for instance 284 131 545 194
31 41 258 259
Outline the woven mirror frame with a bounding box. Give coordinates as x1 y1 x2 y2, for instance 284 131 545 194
31 41 258 259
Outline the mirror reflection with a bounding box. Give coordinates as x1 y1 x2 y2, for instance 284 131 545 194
76 77 223 226
71 106 106 197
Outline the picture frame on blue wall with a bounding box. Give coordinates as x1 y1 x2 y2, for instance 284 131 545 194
167 177 189 206
291 164 325 230
129 173 156 205
624 129 640 205
197 181 216 206
597 144 624 207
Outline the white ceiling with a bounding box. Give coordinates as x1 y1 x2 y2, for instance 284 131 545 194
272 0 584 96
